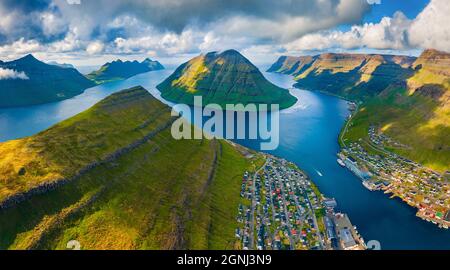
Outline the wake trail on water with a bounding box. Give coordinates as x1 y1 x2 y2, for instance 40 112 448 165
314 169 323 177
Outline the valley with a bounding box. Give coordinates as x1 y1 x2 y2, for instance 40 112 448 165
268 49 450 229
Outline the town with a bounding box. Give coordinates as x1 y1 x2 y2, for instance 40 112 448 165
235 155 366 250
338 124 450 229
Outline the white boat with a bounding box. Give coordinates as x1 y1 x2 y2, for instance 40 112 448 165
337 159 346 167
362 181 375 191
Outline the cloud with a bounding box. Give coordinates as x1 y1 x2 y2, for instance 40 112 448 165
0 0 448 62
66 0 81 4
287 11 411 51
50 0 370 36
409 0 450 52
86 41 105 55
0 68 29 80
284 0 450 53
0 38 42 57
0 0 55 43
1 0 371 45
40 11 68 37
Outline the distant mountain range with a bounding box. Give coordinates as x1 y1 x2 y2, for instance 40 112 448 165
0 55 95 108
157 49 297 109
0 86 258 249
87 58 164 83
268 49 450 172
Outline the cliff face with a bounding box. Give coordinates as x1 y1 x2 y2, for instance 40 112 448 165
0 54 95 108
157 49 297 109
408 49 450 98
268 53 416 100
266 55 316 76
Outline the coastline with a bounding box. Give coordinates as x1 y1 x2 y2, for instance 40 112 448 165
277 77 450 231
332 94 450 230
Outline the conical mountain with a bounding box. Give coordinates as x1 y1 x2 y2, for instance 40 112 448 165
157 49 297 109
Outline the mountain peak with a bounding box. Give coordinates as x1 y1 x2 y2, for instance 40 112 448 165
156 49 297 109
418 49 450 61
23 54 37 60
219 49 241 56
88 58 164 83
16 54 40 64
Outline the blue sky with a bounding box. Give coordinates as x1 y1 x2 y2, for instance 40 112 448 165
364 0 429 22
0 0 448 66
336 0 430 31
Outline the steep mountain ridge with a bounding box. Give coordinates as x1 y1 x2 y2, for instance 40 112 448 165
0 86 260 249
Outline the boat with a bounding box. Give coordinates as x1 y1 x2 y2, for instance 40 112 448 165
362 181 375 191
337 159 345 167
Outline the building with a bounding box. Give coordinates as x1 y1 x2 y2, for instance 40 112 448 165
339 228 358 250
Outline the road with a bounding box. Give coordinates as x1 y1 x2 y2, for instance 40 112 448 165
339 103 359 148
249 158 268 250
274 168 295 250
305 193 324 249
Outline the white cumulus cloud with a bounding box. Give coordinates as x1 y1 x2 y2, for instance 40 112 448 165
86 41 105 55
284 0 450 54
409 0 450 52
0 68 29 80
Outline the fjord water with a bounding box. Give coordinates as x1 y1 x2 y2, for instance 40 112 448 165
0 69 449 249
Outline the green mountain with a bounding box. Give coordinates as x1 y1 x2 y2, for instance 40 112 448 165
269 50 450 172
268 53 416 100
87 58 164 84
0 86 261 250
157 49 297 109
0 54 95 108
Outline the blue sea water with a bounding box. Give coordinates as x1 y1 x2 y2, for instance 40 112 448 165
0 69 449 249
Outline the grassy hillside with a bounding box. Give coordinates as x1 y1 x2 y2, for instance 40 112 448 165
0 54 95 108
157 50 297 110
342 86 449 172
342 50 449 173
0 86 261 250
287 53 415 100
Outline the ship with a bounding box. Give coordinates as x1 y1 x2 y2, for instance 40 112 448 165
337 159 346 167
362 181 374 191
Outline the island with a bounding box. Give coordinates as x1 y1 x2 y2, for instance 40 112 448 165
87 58 164 84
